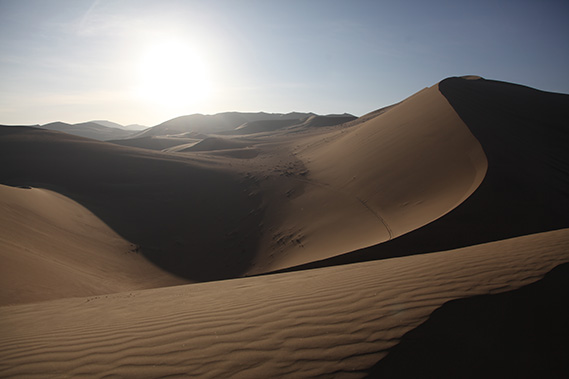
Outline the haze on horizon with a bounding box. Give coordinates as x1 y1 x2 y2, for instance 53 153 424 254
1 0 568 127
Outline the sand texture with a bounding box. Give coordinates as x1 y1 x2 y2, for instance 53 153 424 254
1 76 568 376
1 229 568 377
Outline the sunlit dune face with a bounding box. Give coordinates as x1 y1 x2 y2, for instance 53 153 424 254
135 39 212 110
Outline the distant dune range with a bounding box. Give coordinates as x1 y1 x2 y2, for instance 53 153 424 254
39 121 145 141
1 76 568 377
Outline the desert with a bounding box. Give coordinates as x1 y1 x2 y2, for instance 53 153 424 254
1 75 568 377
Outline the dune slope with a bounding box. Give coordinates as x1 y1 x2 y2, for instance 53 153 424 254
251 83 487 272
368 261 569 378
0 127 264 283
1 228 568 377
275 77 569 272
0 185 185 305
107 136 201 151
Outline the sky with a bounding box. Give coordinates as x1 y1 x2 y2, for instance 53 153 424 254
1 0 568 126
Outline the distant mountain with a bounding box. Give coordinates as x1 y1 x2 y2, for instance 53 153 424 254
40 121 135 141
134 112 316 138
123 124 149 131
90 120 124 129
91 120 148 131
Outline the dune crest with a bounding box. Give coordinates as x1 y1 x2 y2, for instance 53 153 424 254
275 77 569 273
253 84 487 272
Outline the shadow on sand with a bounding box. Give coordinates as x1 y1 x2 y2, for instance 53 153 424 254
269 77 569 274
367 262 569 378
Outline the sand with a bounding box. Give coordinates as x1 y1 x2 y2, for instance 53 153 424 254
0 184 186 305
0 127 265 283
255 83 487 271
1 229 568 377
1 75 568 376
0 81 488 281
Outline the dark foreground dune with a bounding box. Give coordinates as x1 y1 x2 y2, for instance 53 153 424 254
368 261 569 378
1 229 568 377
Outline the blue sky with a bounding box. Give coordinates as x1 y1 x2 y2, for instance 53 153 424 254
1 0 568 126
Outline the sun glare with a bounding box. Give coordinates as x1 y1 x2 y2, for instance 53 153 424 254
135 39 212 110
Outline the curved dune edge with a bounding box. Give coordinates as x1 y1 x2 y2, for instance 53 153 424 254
2 228 568 378
278 77 569 273
0 79 489 282
0 184 187 306
257 83 488 271
369 262 569 377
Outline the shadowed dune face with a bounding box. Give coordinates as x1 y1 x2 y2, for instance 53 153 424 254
0 127 263 282
368 262 569 378
274 78 569 273
438 77 569 238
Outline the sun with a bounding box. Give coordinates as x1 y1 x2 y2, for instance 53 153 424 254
135 39 212 110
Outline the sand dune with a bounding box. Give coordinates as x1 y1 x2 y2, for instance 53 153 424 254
369 261 569 378
181 136 251 152
1 228 568 377
297 114 357 128
220 114 356 135
135 111 315 137
2 76 567 283
0 185 185 305
228 118 304 135
0 127 264 284
0 80 489 281
108 135 202 151
273 77 569 273
249 82 487 272
40 121 135 141
1 76 568 376
91 120 148 131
